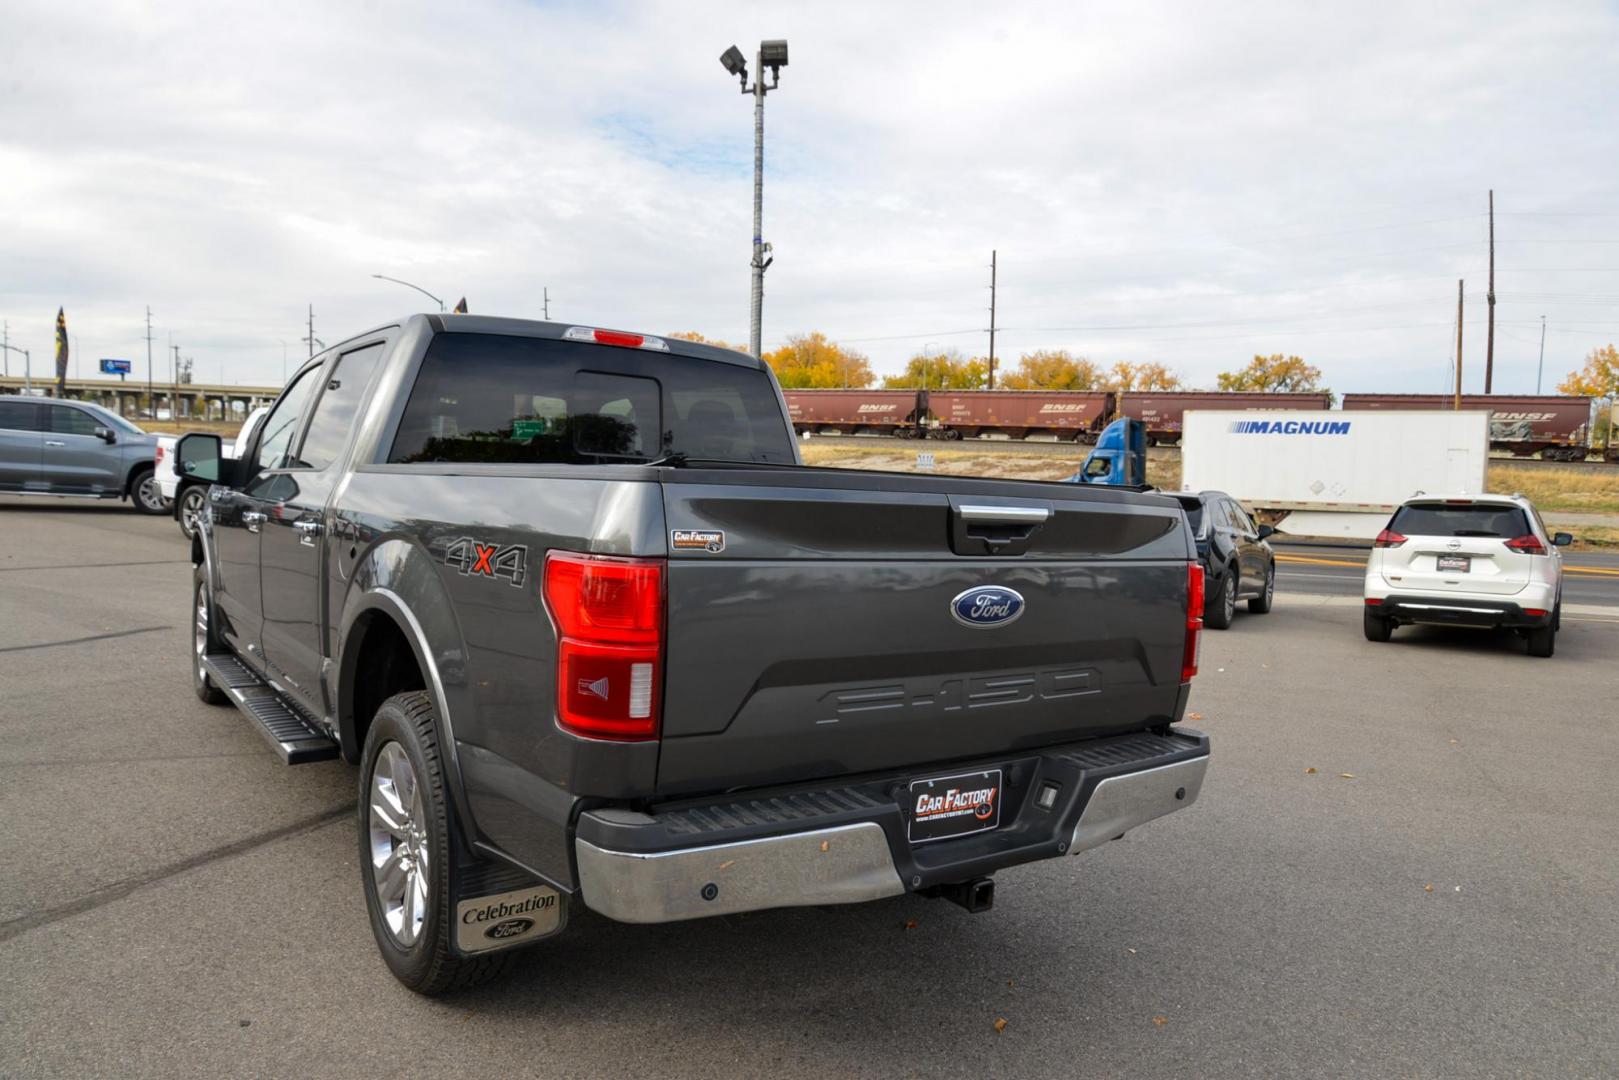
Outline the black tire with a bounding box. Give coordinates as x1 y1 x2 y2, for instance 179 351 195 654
129 466 166 515
1205 565 1236 630
1363 608 1392 642
177 485 208 541
1248 560 1275 614
359 691 515 996
192 564 228 704
1525 623 1556 658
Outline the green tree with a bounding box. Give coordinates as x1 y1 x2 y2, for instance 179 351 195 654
882 350 989 389
1217 354 1330 398
1102 361 1184 392
763 332 875 388
1558 344 1619 398
999 350 1101 390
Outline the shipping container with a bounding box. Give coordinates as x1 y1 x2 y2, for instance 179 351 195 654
783 389 927 437
1117 391 1333 445
1341 394 1593 459
929 390 1115 441
1180 410 1491 539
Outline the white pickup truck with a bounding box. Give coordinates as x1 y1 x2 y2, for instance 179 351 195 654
155 407 267 538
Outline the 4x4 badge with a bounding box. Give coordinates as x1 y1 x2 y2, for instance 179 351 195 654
444 537 527 587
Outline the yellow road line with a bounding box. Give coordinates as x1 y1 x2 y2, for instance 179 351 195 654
1275 554 1366 569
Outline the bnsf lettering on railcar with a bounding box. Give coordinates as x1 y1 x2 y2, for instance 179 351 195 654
856 404 900 413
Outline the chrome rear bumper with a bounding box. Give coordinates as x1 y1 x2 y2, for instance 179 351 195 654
575 742 1210 925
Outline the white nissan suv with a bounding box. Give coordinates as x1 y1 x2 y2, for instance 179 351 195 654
1362 493 1570 657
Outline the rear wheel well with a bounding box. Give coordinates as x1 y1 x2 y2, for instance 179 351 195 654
343 612 427 763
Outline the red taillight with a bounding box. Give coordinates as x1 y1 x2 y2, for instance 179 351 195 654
543 551 665 741
1522 608 1548 617
1181 562 1204 683
1503 534 1546 556
1373 529 1407 548
1364 597 1384 606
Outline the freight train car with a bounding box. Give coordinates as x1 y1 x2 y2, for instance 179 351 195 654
783 389 928 437
1340 394 1594 459
929 390 1115 441
1118 391 1333 445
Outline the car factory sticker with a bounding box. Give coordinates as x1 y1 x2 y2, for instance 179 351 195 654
671 529 725 553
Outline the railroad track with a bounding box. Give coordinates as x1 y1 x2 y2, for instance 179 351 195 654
799 434 1617 468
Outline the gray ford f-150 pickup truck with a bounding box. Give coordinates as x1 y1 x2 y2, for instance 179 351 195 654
176 314 1210 994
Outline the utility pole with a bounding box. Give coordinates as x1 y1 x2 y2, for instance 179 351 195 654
1536 315 1547 395
1485 190 1496 394
1454 279 1464 410
307 304 315 359
172 344 181 418
145 306 154 418
543 287 550 320
988 249 998 389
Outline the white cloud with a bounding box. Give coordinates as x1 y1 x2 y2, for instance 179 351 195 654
0 0 1615 393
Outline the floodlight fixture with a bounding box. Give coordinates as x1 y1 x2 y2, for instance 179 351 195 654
760 39 789 69
720 45 747 78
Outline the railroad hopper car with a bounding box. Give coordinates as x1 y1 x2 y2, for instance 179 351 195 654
784 389 928 437
929 390 1115 441
1340 394 1595 460
1118 391 1333 446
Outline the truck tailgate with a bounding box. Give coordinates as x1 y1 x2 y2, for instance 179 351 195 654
656 468 1193 796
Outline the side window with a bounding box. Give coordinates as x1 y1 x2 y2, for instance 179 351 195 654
292 343 385 471
1228 501 1254 534
254 366 322 472
0 400 39 431
48 406 102 437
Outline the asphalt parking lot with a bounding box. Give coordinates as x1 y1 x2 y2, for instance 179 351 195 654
3 498 1618 1078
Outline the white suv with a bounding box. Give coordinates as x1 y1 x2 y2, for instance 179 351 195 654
1362 493 1570 657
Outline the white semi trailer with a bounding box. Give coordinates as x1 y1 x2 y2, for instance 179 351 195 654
1179 410 1491 539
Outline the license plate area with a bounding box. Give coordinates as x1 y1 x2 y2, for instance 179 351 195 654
907 768 1003 845
1436 554 1471 572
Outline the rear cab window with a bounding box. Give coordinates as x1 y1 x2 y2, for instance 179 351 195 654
387 333 795 465
1390 503 1530 539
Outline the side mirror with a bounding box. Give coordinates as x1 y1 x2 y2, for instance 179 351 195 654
1257 524 1276 540
176 432 224 485
94 426 117 444
1552 532 1573 547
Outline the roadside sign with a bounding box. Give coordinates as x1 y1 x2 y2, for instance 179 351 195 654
916 452 935 471
100 358 132 379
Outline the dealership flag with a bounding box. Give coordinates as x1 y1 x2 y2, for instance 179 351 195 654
55 307 69 395
452 297 468 314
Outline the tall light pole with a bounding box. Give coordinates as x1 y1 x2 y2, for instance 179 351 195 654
372 274 446 312
1536 315 1547 395
277 339 289 383
720 39 788 360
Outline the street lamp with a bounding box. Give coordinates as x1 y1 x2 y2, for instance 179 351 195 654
371 273 446 312
719 38 789 360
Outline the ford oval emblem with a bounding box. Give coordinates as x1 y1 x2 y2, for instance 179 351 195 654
485 917 535 940
950 586 1025 629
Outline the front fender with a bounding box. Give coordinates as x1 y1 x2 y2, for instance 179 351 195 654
335 537 478 844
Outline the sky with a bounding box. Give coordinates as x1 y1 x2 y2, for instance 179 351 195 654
1 0 1616 394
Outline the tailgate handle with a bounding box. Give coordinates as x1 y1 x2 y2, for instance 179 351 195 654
957 505 1051 525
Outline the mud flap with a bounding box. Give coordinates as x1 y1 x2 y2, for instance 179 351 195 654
451 861 567 957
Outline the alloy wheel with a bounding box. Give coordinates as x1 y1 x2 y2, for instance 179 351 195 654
369 742 430 947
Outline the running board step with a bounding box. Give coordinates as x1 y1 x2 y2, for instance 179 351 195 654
202 653 339 765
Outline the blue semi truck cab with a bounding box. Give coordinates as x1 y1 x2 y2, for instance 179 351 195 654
1069 418 1147 486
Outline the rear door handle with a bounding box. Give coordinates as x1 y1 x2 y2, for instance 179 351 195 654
294 520 323 546
242 510 266 532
